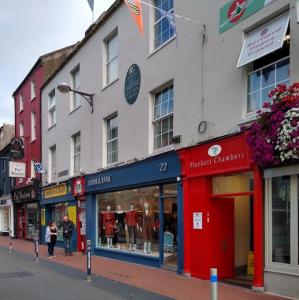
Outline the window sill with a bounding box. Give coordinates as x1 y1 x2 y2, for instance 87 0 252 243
30 96 36 102
19 109 24 114
101 78 119 92
48 124 56 131
147 35 176 59
238 113 258 126
30 139 36 144
265 265 299 277
151 144 175 155
69 105 81 115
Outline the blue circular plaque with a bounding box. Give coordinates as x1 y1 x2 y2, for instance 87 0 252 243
124 64 141 105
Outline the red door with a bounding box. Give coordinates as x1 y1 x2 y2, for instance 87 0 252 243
211 198 235 279
17 208 26 239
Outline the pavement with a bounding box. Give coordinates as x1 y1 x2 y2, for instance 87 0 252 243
0 236 290 300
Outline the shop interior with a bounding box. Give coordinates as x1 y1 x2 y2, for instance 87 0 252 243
96 183 178 268
211 172 254 288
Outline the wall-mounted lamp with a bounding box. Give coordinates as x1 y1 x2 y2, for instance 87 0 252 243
57 82 94 113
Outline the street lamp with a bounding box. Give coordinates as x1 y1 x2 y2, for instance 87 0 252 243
57 82 94 113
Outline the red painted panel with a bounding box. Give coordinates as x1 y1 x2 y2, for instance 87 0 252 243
183 134 251 177
211 198 235 279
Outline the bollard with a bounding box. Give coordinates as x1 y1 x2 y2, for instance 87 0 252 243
86 239 92 282
34 237 39 263
210 268 218 300
9 231 12 254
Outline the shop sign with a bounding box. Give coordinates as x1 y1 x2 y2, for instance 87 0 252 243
87 175 112 188
14 186 37 203
219 0 277 33
237 13 289 68
193 212 203 230
41 208 46 226
187 135 251 176
67 206 77 227
44 183 67 199
72 177 85 197
9 161 25 178
124 64 141 105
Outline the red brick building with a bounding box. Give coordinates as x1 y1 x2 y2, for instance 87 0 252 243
12 46 74 240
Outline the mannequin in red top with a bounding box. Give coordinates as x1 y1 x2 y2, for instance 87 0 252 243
103 205 115 248
125 204 138 251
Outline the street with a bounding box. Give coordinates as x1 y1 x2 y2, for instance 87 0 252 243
0 246 171 300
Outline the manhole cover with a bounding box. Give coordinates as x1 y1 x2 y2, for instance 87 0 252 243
0 271 34 279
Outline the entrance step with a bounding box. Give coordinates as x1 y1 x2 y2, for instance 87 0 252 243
221 277 252 289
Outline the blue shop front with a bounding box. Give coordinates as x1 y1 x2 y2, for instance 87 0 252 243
40 181 78 251
85 151 183 273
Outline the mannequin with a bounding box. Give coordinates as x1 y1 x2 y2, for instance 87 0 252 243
115 205 126 249
125 204 138 251
142 202 154 254
103 205 115 248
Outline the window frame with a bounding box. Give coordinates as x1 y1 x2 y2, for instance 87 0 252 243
152 83 174 150
30 80 36 100
70 65 81 111
49 145 57 183
153 0 175 49
19 94 24 112
48 89 56 128
71 132 81 175
31 160 35 179
106 115 118 165
31 111 36 142
105 31 119 86
247 56 290 115
265 174 299 275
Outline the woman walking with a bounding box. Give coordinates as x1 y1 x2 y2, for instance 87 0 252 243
45 220 58 258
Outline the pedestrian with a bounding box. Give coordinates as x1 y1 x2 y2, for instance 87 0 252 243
59 215 74 256
45 220 57 258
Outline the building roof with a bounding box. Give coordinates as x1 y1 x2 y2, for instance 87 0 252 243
41 0 123 91
12 44 76 97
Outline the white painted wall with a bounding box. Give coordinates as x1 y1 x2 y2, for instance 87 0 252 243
41 0 297 186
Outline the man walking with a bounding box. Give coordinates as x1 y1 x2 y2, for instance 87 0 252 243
59 216 74 256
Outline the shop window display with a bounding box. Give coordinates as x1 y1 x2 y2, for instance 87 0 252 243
97 186 160 256
26 203 38 239
52 202 69 241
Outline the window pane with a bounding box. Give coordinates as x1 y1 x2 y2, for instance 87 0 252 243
154 121 162 136
276 59 290 83
248 71 261 93
96 186 161 256
154 135 161 149
247 92 260 113
261 85 275 106
162 132 169 147
162 118 169 133
107 58 118 83
262 65 275 87
272 176 290 264
154 105 161 120
107 35 118 61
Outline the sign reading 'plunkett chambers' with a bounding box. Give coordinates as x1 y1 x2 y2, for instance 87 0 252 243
219 0 277 33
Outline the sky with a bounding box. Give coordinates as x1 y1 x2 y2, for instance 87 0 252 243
0 0 115 125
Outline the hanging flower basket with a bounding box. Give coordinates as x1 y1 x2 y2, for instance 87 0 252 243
246 83 299 167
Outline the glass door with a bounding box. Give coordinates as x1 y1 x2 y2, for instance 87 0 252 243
162 183 178 269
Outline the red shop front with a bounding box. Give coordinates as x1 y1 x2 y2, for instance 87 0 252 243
178 133 264 290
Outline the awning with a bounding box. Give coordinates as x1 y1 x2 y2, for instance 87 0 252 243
237 12 289 68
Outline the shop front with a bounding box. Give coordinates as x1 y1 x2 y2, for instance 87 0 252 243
85 151 183 273
40 181 78 250
263 165 299 298
0 196 14 237
178 133 264 290
13 184 39 240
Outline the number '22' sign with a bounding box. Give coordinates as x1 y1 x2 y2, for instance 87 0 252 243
160 162 168 172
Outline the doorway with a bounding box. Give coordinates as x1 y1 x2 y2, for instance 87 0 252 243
17 207 26 239
162 184 178 271
211 172 254 287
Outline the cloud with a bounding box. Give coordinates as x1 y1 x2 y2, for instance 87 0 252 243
0 0 115 125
